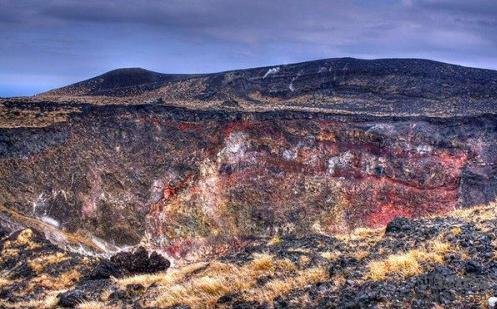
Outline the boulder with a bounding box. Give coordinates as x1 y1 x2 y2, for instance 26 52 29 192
464 260 482 274
85 260 124 280
385 217 412 234
110 246 170 274
0 226 8 239
58 290 87 308
148 251 171 273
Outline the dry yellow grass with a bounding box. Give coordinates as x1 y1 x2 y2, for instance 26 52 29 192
450 226 462 236
15 229 41 250
268 235 281 246
298 255 311 267
430 240 451 256
368 251 422 280
320 250 340 260
249 253 275 272
30 269 81 290
76 301 114 309
352 227 383 239
245 267 327 303
337 226 384 243
367 240 453 281
151 253 308 307
0 292 59 309
0 278 11 288
100 289 113 302
0 230 41 263
154 274 233 307
447 203 496 222
0 244 19 261
277 258 297 272
29 252 69 273
353 250 369 261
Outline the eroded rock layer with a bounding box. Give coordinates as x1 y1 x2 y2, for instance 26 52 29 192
1 102 496 260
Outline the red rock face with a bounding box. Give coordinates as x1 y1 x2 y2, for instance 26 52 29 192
140 115 491 259
0 105 496 260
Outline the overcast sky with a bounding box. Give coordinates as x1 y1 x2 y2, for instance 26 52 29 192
1 0 497 96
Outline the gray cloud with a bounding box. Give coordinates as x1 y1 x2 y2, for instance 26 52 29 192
1 0 496 96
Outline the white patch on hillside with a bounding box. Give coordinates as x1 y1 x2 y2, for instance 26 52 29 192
69 244 102 258
263 67 280 78
366 123 395 134
198 160 220 217
218 132 249 164
91 236 127 254
40 216 60 227
289 82 295 92
328 151 354 174
363 154 387 175
416 145 433 155
289 70 303 92
148 179 164 204
32 193 47 214
283 149 297 161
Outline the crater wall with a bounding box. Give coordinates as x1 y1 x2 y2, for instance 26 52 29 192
1 103 496 259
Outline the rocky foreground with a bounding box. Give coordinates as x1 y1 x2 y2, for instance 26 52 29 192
1 203 496 308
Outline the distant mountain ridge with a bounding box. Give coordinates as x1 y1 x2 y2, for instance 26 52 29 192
28 57 497 116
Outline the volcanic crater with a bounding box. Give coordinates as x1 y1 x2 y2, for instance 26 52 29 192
1 57 497 308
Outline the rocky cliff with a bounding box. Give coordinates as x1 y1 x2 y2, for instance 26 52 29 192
1 58 497 261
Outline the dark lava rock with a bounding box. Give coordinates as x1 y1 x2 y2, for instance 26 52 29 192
110 246 170 274
465 260 482 274
329 256 358 276
168 305 191 309
273 297 289 308
232 300 268 309
58 290 88 308
0 226 9 239
84 260 124 280
217 293 240 304
125 283 145 297
342 302 362 309
149 251 170 272
385 217 413 234
256 275 273 286
109 289 127 301
10 263 36 280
